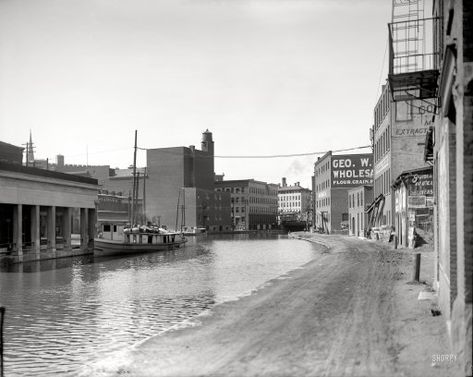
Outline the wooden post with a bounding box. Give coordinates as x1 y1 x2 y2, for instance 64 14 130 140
413 253 421 282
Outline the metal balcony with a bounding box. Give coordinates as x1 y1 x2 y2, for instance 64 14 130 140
388 17 440 101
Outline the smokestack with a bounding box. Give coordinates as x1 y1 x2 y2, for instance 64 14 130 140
282 177 287 187
201 129 214 155
56 154 64 169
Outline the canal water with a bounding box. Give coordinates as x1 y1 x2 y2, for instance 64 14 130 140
0 234 322 376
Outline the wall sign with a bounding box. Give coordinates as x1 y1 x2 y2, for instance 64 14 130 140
408 172 433 196
331 154 373 187
408 195 426 208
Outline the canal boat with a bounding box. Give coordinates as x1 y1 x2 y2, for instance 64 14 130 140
94 227 187 257
94 130 187 257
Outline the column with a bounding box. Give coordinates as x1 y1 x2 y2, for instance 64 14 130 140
13 204 23 256
88 208 96 248
63 207 71 250
80 208 89 251
47 206 56 252
31 205 40 254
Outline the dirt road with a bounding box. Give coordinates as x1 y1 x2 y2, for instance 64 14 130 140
114 234 460 377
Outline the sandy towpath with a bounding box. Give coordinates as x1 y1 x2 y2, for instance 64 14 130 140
113 234 460 377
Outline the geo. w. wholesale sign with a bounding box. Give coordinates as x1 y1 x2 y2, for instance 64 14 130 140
331 154 374 187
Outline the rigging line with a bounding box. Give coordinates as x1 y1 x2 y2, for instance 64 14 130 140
137 145 371 159
375 38 389 104
216 145 372 158
61 147 130 158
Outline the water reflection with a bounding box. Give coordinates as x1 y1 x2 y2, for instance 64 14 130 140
0 234 320 376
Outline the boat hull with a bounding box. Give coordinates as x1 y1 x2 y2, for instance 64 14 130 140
94 237 187 257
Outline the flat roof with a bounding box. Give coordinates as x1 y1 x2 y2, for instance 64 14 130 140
0 161 98 185
215 179 278 187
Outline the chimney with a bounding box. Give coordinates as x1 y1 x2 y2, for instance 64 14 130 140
201 129 214 155
56 154 64 169
282 177 287 187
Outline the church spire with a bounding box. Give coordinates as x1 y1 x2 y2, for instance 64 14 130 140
27 130 35 166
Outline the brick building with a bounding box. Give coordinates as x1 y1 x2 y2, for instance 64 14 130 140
215 179 278 231
369 82 432 233
313 151 373 233
143 130 231 232
347 185 373 237
421 1 472 373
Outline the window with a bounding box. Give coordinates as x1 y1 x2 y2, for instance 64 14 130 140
395 101 412 121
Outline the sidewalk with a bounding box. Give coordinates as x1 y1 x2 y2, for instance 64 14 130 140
106 233 461 377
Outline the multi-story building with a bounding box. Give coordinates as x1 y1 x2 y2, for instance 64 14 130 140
215 179 278 231
347 185 373 237
422 1 472 372
369 81 431 233
278 178 312 229
369 0 437 239
313 151 373 233
278 178 312 215
142 130 232 232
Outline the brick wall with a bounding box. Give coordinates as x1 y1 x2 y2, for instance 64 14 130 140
330 188 349 232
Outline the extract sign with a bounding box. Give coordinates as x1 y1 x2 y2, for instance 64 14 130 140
331 154 373 187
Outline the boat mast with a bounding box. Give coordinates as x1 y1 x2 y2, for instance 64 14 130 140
143 167 147 223
136 172 140 224
131 130 138 225
181 188 185 231
175 188 181 231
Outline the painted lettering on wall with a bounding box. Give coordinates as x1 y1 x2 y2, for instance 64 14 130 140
331 154 373 187
408 172 433 197
394 127 428 137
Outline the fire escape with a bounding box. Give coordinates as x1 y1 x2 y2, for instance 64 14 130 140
388 0 440 103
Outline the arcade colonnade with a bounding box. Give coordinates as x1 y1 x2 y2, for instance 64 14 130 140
0 162 98 262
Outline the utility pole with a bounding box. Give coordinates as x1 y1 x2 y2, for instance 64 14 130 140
131 130 138 225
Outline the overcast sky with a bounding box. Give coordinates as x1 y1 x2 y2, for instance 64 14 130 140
0 0 390 188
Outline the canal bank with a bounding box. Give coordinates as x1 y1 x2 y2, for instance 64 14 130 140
1 234 319 376
111 233 461 377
